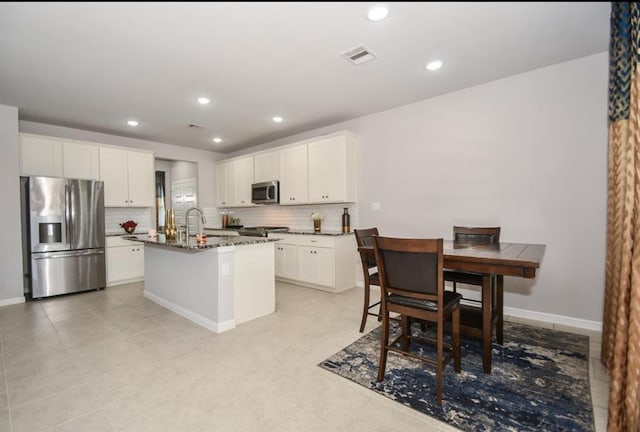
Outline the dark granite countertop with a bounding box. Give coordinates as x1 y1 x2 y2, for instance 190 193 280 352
122 234 278 251
106 231 148 237
278 229 354 236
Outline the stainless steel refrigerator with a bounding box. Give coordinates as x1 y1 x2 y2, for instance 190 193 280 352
20 176 106 299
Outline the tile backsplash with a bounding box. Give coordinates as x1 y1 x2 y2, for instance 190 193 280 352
105 207 155 235
207 203 359 231
107 203 358 234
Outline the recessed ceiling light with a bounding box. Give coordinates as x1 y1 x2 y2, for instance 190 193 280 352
367 4 389 21
127 120 139 127
272 116 283 123
197 97 210 105
213 137 222 143
426 60 443 71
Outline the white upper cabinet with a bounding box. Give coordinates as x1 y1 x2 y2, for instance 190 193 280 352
279 143 309 205
20 133 99 180
62 141 100 180
127 150 155 207
253 150 280 183
308 131 356 203
233 156 254 206
216 160 232 207
21 133 154 205
214 130 357 207
20 134 63 177
99 147 128 205
100 147 154 207
215 156 254 207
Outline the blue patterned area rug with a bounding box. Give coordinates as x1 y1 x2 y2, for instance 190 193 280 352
318 321 594 432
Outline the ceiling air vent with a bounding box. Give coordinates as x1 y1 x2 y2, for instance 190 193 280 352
342 45 376 65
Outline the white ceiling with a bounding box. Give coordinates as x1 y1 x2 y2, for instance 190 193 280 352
0 2 611 154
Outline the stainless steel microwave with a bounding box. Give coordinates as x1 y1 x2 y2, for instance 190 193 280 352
251 181 279 204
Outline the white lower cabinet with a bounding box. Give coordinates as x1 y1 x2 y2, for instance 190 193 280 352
268 233 356 292
275 243 297 280
106 237 144 286
297 246 334 287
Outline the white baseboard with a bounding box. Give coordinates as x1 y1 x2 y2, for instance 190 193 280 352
354 282 602 332
107 276 144 287
0 296 25 307
504 306 602 332
144 290 235 333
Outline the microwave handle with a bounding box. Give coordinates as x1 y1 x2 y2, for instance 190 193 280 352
266 186 271 200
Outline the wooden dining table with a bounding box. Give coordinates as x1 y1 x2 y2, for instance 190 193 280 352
359 240 546 374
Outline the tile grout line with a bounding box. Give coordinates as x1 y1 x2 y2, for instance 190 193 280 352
42 297 119 432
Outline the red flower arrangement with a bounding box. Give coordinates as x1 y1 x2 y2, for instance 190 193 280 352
120 220 137 233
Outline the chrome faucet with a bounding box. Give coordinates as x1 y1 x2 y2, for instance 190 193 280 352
185 207 206 243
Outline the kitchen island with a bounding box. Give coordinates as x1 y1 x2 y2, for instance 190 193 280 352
124 234 278 333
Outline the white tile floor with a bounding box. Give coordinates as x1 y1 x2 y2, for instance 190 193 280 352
0 282 609 432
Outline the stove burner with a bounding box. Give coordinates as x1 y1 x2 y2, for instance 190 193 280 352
239 226 289 237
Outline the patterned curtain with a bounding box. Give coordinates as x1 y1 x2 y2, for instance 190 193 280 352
603 3 640 431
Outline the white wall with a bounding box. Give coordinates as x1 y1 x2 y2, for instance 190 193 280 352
171 160 198 182
19 121 224 207
0 105 25 304
232 53 609 324
358 53 607 324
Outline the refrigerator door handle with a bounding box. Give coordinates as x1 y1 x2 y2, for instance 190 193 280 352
65 183 72 245
32 249 105 260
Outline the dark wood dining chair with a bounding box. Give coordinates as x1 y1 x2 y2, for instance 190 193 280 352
373 236 461 406
444 226 502 343
354 228 381 332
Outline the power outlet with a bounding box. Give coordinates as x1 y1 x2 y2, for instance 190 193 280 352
371 201 381 211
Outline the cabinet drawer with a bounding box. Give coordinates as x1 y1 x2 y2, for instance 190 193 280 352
296 236 334 248
272 234 334 248
106 236 139 247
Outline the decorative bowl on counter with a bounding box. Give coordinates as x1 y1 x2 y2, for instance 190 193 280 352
120 220 137 234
